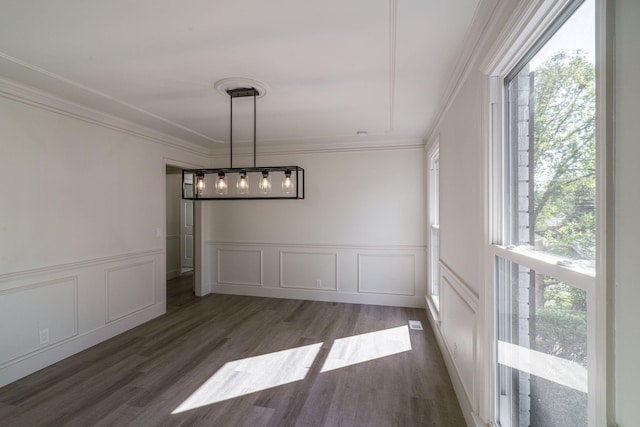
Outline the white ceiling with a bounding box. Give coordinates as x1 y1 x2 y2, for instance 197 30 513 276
0 0 482 151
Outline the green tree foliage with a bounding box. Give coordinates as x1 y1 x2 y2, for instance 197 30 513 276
533 51 596 261
536 281 588 365
531 52 594 367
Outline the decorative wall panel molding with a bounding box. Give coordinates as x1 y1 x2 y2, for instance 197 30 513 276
279 251 337 291
0 277 78 366
440 264 478 411
440 261 479 310
217 249 263 287
207 242 426 307
105 260 156 323
357 254 415 296
208 240 425 251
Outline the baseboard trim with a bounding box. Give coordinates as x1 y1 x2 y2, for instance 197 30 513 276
425 304 487 427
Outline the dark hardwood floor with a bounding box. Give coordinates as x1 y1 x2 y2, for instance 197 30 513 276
0 274 466 426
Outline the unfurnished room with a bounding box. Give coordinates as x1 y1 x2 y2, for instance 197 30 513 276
0 1 638 426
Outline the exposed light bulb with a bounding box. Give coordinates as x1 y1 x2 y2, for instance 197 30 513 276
237 171 249 195
196 174 205 196
215 172 228 195
259 170 272 194
282 169 294 194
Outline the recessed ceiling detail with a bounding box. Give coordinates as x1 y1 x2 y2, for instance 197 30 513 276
0 0 483 150
214 77 269 99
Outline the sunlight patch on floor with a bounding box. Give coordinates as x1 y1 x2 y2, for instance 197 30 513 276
172 342 323 414
320 326 412 372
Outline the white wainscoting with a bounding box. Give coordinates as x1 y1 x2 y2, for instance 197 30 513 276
0 277 78 366
425 261 481 426
357 253 415 296
217 248 263 286
207 242 426 308
105 260 156 323
0 249 164 387
280 251 337 291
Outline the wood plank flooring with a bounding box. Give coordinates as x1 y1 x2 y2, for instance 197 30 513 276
0 274 466 426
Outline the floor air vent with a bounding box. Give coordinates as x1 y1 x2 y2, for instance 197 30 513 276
408 320 423 330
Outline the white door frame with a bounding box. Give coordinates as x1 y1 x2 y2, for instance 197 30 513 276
163 158 209 298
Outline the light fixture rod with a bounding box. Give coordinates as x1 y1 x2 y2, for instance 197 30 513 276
226 87 260 169
229 91 233 168
254 90 257 168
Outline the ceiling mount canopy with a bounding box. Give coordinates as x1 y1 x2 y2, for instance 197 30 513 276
213 77 269 99
182 85 304 200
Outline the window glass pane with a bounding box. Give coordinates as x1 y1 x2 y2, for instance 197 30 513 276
429 150 440 306
496 257 588 427
506 0 595 270
432 155 439 226
430 225 439 305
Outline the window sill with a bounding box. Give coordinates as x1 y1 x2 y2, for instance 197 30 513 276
491 244 595 291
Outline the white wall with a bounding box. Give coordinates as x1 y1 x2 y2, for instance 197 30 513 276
0 82 207 387
614 0 640 425
165 172 181 279
203 148 427 307
439 70 484 290
430 63 488 427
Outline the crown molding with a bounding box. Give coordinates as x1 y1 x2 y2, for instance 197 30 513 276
479 0 573 75
0 51 223 148
423 0 503 146
0 73 422 159
209 136 425 158
0 76 212 157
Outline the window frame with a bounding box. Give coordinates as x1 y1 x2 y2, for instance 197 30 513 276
426 139 441 318
484 0 611 425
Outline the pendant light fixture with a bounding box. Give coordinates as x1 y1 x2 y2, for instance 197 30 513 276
237 170 249 195
215 171 228 195
182 86 304 200
282 169 294 194
195 172 206 197
258 170 272 194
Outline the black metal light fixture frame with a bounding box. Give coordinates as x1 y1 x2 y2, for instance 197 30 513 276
182 87 305 200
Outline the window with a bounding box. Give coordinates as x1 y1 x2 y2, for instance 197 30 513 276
492 0 598 425
428 143 440 312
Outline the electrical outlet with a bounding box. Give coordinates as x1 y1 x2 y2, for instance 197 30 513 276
39 328 49 345
316 279 322 288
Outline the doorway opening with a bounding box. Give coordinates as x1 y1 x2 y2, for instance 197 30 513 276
166 165 196 311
